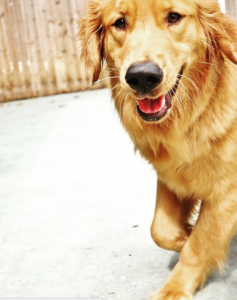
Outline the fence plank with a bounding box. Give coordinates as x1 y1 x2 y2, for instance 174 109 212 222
3 0 23 101
225 0 237 19
0 5 10 101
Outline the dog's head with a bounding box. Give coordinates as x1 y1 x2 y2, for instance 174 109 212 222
79 0 237 124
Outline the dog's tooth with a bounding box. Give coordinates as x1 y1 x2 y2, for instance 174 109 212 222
162 96 166 107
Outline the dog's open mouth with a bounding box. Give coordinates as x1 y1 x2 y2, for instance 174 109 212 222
136 68 183 122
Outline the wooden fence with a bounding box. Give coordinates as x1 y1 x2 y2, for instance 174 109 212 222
0 0 107 102
226 0 237 18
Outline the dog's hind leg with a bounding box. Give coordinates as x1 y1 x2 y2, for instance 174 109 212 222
151 180 198 252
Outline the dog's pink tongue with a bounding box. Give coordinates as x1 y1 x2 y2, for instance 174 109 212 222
138 95 165 114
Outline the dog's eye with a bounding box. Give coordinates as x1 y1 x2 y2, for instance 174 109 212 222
168 13 182 24
114 18 126 29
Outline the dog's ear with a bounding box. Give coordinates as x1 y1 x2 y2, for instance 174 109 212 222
198 1 237 65
78 0 105 83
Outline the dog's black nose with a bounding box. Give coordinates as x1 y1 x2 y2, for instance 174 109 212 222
125 62 163 93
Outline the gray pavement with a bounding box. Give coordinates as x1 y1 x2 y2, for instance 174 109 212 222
0 89 236 300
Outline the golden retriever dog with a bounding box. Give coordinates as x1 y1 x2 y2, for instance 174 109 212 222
79 0 237 299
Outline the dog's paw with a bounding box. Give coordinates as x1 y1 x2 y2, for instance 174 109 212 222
150 288 193 300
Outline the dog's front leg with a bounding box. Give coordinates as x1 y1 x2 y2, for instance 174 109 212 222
151 196 237 300
151 180 193 252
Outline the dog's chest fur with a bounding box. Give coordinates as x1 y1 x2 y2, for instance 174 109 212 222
131 122 237 201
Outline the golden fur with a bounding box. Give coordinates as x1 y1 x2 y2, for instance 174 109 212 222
79 0 237 299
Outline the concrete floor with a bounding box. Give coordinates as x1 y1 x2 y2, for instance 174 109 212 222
0 89 236 300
